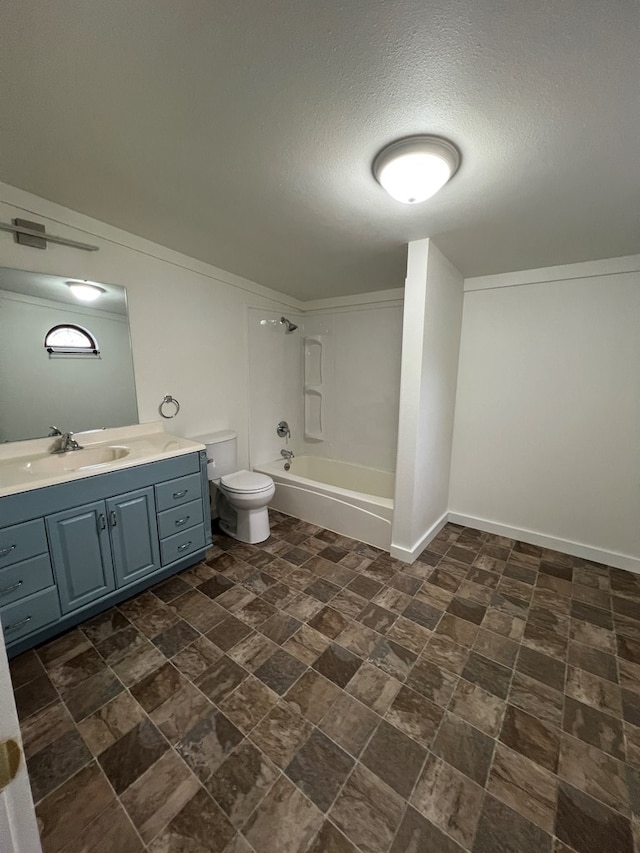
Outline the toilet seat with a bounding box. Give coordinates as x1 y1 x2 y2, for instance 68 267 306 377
220 469 274 494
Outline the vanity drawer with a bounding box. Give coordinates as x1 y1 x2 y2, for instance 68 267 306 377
155 474 202 513
1 587 61 644
0 554 55 607
160 524 206 566
0 519 48 568
157 499 204 540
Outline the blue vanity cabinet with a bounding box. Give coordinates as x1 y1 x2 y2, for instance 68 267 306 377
46 501 116 612
1 449 212 657
106 487 161 587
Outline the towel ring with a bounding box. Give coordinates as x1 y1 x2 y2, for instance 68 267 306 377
159 395 180 419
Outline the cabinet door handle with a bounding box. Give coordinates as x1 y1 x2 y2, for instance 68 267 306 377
110 511 118 527
175 516 190 527
0 580 23 597
5 615 31 633
173 490 188 499
177 541 192 552
97 513 106 531
0 545 16 558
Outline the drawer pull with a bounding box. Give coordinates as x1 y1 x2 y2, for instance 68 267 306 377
0 545 17 559
175 516 190 527
173 490 188 499
0 580 23 597
110 511 118 527
177 541 192 552
5 615 31 633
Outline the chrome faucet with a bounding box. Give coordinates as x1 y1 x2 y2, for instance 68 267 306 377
48 426 63 437
280 448 294 460
52 432 84 454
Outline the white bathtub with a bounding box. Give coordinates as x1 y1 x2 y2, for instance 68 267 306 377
254 455 394 550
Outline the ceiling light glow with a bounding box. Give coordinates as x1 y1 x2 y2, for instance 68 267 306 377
373 135 460 204
66 282 106 302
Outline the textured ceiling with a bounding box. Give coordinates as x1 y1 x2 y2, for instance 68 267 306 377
0 1 638 300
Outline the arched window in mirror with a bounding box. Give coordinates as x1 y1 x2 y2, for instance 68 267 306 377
44 324 100 356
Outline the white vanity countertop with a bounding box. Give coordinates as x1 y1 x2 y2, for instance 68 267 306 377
0 422 206 498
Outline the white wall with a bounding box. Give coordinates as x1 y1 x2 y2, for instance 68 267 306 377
0 291 137 441
247 308 303 466
392 239 464 560
0 182 303 469
449 256 640 570
300 293 403 472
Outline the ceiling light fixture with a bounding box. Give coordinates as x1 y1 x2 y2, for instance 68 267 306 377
66 281 106 302
373 135 460 204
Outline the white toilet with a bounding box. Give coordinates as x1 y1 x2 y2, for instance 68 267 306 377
192 430 275 544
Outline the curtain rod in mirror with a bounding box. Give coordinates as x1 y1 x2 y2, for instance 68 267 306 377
0 218 99 252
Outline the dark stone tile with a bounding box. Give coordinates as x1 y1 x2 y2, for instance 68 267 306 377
359 602 397 634
170 588 227 633
206 615 254 652
62 668 124 722
14 672 57 721
285 670 341 723
508 672 564 727
571 601 614 630
99 718 169 794
462 651 512 699
218 675 278 735
243 775 323 853
563 696 625 759
198 574 236 599
558 733 629 816
429 566 463 593
432 711 495 785
622 689 640 727
386 616 432 655
617 635 640 665
236 598 279 628
286 729 354 810
449 678 506 737
153 575 191 602
448 596 487 625
196 655 247 704
255 648 307 695
258 612 302 645
81 608 130 644
130 662 184 713
319 693 378 757
330 764 405 853
307 821 358 853
149 787 235 853
389 572 422 596
176 709 243 781
305 578 341 603
361 719 426 797
250 701 314 768
390 806 466 853
473 793 553 853
405 657 458 706
568 643 617 682
473 628 519 667
26 728 92 803
9 650 45 689
500 705 560 773
20 700 75 759
282 546 315 566
345 662 402 714
367 638 417 681
207 740 279 828
96 625 147 665
151 619 199 656
313 643 361 688
411 752 484 847
424 633 470 674
488 741 558 833
37 628 91 667
516 646 566 692
171 636 223 680
308 606 350 639
565 666 622 715
403 599 442 630
319 545 349 564
386 684 444 746
556 781 634 853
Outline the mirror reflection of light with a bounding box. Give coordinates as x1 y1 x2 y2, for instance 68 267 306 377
66 281 106 302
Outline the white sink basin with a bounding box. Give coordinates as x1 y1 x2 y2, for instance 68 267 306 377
25 446 130 474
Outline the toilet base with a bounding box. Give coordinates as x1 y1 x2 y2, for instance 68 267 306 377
219 505 271 544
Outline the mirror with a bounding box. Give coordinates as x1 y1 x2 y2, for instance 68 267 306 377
0 268 138 443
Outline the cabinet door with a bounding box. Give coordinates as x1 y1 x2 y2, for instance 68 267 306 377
46 502 115 613
106 487 160 587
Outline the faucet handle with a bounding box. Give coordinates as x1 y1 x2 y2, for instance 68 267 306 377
48 426 62 436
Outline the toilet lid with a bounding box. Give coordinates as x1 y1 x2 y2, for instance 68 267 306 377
220 469 274 494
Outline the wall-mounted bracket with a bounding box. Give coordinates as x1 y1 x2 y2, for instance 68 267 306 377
0 218 99 252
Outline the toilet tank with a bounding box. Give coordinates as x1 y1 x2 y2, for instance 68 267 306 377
191 430 237 482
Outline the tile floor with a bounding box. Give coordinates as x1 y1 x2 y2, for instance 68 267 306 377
9 512 640 853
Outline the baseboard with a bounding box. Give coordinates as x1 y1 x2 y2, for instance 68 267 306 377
390 512 449 563
447 512 640 575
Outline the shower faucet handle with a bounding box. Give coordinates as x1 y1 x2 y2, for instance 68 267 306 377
276 421 291 439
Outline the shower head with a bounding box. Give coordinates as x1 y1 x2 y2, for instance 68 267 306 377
280 316 298 333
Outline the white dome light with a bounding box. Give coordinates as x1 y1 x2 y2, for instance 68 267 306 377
373 135 460 204
66 282 106 302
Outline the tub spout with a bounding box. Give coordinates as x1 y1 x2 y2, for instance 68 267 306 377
280 449 294 460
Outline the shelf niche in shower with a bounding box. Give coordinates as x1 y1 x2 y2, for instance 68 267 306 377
304 335 324 441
